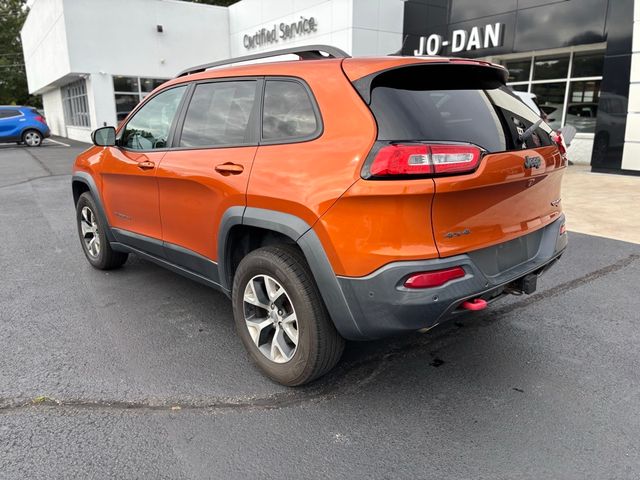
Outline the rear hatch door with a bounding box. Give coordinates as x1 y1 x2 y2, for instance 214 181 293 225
366 63 565 258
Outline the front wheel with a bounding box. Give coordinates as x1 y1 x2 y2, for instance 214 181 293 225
76 192 128 270
232 245 345 386
22 129 42 147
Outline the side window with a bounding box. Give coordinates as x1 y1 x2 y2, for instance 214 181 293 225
0 109 21 119
262 80 318 141
121 85 186 150
179 81 257 147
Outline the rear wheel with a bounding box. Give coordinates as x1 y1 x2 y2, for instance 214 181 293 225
76 192 128 270
22 129 42 147
232 245 345 386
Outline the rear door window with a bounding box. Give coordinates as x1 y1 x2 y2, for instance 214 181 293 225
262 80 319 141
0 109 21 119
179 80 258 147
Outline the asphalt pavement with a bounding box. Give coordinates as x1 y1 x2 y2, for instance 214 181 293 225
1 140 639 479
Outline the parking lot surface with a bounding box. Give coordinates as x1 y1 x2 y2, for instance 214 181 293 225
1 141 639 479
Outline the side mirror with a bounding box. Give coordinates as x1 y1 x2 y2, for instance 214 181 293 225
92 126 116 147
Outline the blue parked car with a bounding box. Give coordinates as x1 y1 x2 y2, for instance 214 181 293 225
0 106 50 147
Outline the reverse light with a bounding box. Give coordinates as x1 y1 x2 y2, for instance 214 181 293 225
369 144 482 177
404 267 466 289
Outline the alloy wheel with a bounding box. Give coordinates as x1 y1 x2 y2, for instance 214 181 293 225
243 274 299 363
80 206 101 258
23 131 41 147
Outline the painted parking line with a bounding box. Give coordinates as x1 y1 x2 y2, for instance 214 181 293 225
44 138 71 147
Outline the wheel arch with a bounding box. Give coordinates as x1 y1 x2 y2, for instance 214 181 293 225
20 127 44 139
72 172 115 242
218 206 362 339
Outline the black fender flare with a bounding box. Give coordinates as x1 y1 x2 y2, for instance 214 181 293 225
71 172 116 242
217 206 363 339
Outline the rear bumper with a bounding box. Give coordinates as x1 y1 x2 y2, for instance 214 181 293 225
334 215 567 340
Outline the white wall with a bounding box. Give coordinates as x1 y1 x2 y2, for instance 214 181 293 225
229 0 354 56
228 0 404 57
20 0 71 94
621 0 640 171
63 0 230 80
41 89 66 137
22 0 232 137
351 0 404 56
87 73 117 132
567 137 594 165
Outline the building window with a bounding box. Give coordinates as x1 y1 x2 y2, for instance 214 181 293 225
113 76 167 122
62 80 90 128
499 48 604 134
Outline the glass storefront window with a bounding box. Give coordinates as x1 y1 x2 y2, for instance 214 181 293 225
113 76 167 123
531 82 566 130
572 51 605 77
533 54 570 80
498 48 604 133
565 80 601 133
113 76 139 92
140 78 166 93
115 94 140 122
504 59 531 83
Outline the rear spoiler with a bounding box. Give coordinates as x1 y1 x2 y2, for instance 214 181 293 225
352 61 509 104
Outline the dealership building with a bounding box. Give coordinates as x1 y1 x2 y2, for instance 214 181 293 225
21 0 640 174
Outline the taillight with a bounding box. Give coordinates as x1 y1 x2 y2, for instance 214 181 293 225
559 223 567 236
404 266 466 289
552 131 567 157
35 115 47 124
368 144 482 178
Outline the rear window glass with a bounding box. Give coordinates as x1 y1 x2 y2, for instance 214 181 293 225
372 87 507 152
369 74 553 152
262 80 318 141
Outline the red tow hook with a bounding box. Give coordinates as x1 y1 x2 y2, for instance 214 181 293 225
461 298 488 311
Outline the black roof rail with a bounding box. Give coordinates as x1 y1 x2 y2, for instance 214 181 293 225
176 44 350 77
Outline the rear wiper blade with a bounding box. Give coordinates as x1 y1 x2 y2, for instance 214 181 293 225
519 118 543 146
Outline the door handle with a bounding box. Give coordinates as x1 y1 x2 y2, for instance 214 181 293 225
138 161 155 170
215 163 244 176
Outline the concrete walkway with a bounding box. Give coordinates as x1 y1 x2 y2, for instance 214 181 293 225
562 165 640 244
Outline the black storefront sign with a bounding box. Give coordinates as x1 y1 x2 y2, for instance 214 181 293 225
402 0 635 174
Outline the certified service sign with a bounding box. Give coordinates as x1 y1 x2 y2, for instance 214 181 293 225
414 23 504 56
244 16 318 50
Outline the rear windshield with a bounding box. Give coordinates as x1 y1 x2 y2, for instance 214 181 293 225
369 68 554 152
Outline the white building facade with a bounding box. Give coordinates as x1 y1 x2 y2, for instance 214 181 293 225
21 0 404 143
21 0 640 174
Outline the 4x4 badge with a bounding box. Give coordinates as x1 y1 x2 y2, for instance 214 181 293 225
524 155 542 169
445 229 471 239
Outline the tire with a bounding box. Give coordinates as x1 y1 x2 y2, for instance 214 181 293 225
22 129 42 147
76 192 128 270
232 245 345 386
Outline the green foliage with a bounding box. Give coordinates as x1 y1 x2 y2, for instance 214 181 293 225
0 0 41 107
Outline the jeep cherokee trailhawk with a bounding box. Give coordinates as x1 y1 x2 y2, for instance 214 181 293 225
72 46 568 386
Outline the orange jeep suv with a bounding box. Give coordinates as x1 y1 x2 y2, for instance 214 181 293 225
72 46 568 386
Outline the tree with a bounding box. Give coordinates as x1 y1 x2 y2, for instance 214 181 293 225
0 0 40 106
